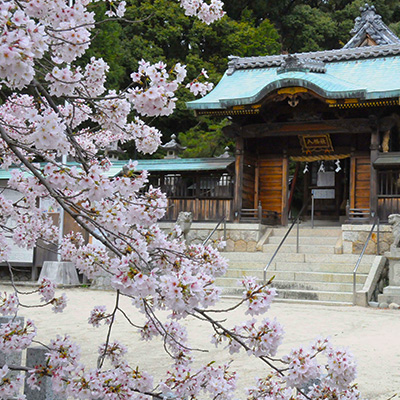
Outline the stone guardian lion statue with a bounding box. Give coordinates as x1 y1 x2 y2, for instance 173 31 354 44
388 214 400 252
175 211 193 243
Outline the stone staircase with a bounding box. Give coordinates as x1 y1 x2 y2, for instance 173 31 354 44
218 226 377 305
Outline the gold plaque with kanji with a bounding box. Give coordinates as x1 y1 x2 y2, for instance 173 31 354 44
299 134 334 155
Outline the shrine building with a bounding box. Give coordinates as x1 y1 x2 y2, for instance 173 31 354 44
187 4 400 225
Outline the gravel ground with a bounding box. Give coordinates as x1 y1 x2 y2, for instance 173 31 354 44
5 285 400 400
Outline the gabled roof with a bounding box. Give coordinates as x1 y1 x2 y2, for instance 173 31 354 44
187 4 400 113
343 4 400 49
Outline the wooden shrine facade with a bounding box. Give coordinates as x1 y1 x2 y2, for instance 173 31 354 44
187 4 400 225
149 169 235 222
224 114 388 225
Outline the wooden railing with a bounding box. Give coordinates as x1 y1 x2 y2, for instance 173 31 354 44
346 203 371 223
239 203 280 224
162 198 233 222
377 169 400 221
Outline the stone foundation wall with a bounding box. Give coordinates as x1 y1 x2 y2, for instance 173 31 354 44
342 224 392 254
159 222 265 252
160 222 394 255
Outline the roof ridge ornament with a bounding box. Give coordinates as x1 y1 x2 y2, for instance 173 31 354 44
343 3 400 49
277 55 326 74
227 56 239 76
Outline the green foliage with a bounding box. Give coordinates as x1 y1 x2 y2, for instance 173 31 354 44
113 0 280 157
179 118 234 158
225 0 400 52
281 5 338 52
80 2 125 89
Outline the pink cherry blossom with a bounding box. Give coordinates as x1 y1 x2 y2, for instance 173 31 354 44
240 277 277 316
0 365 25 399
282 345 321 388
325 346 357 390
0 292 19 316
0 319 36 352
186 79 214 96
38 278 57 302
88 305 112 327
179 0 225 24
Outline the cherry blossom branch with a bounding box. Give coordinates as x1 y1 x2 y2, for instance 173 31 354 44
116 306 142 329
143 299 207 354
0 125 124 258
32 79 90 169
97 290 120 369
194 307 285 376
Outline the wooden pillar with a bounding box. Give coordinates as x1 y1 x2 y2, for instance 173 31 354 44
281 152 289 225
233 137 244 222
349 152 356 209
287 162 299 216
254 159 260 209
370 118 379 219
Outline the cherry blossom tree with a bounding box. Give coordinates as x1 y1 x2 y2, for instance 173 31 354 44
0 1 362 399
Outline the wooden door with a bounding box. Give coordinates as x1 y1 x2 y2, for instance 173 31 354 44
258 157 288 224
350 155 371 210
242 154 256 209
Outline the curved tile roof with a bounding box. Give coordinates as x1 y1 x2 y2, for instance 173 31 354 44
187 5 400 111
187 54 400 110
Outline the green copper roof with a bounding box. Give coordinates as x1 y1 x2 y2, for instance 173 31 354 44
0 161 129 181
134 157 234 172
0 158 234 181
187 54 400 110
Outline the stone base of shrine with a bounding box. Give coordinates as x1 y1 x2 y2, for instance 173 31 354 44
378 286 400 304
378 254 400 305
159 222 267 252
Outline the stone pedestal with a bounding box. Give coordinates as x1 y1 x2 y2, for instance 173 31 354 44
90 269 114 291
24 347 66 400
0 316 24 366
39 261 79 285
378 254 400 305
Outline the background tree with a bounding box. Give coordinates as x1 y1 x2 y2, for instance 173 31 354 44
224 0 400 52
84 0 280 158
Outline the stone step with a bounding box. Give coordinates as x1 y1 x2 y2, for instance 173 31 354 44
270 227 342 237
263 243 336 254
271 280 363 293
222 269 367 284
218 285 354 304
221 288 353 306
274 289 354 303
271 261 372 274
215 277 363 293
222 252 305 262
268 236 338 245
219 251 376 305
304 253 376 264
221 289 352 306
222 252 376 265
